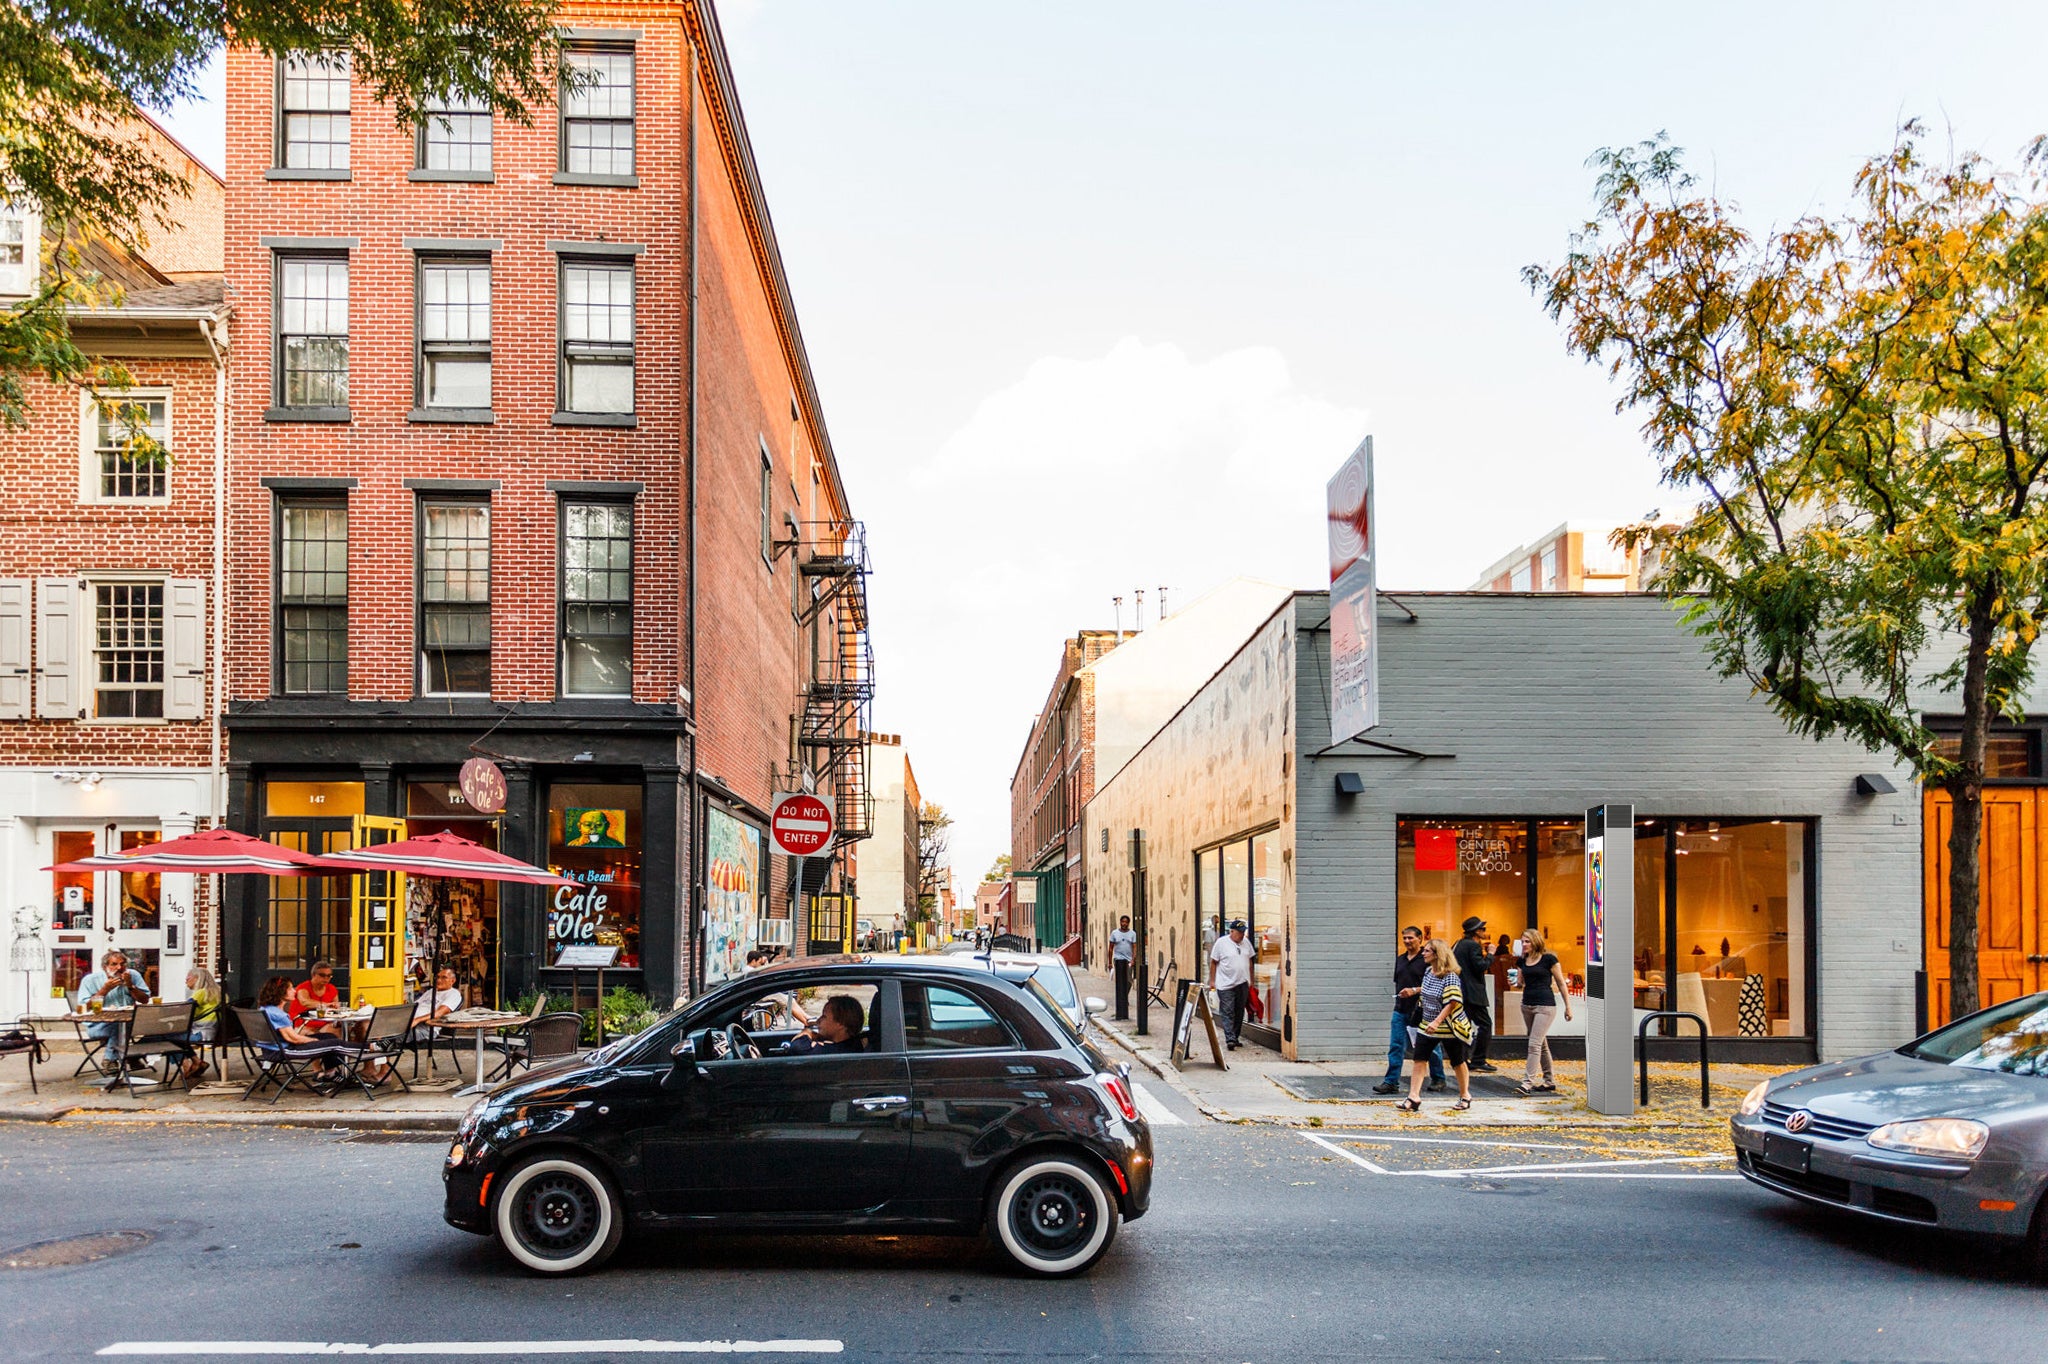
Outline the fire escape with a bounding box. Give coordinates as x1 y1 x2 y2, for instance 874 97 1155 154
795 520 874 854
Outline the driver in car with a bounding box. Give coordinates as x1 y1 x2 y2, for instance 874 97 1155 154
780 995 866 1055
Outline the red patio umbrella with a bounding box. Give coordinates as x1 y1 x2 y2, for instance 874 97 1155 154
44 826 340 877
316 830 577 886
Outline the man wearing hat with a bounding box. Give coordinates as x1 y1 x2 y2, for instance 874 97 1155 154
1453 916 1498 1073
1208 919 1256 1050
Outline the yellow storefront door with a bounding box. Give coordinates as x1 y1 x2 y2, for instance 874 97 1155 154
350 815 408 1006
1923 788 2045 1028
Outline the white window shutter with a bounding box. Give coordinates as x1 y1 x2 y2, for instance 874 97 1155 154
0 579 29 719
36 577 81 719
164 578 206 720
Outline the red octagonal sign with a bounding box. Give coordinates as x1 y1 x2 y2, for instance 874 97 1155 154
770 792 835 857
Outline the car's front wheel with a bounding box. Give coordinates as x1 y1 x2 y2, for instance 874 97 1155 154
986 1152 1118 1277
493 1154 624 1275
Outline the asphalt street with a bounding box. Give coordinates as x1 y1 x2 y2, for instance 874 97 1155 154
4 1088 2048 1363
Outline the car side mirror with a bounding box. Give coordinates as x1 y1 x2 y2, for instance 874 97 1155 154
1084 996 1108 1018
660 1036 703 1090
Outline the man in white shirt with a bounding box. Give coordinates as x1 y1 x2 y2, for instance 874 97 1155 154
413 967 463 1033
1208 919 1256 1050
1108 915 1138 1020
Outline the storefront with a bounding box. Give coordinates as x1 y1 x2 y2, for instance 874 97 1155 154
221 710 689 1011
1085 591 1924 1064
1 769 216 1020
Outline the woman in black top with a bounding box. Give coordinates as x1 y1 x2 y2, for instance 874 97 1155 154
1516 928 1572 1094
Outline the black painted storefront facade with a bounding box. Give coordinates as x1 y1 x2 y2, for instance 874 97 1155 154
221 700 692 1009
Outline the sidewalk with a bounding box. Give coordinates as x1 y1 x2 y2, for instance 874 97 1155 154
0 1042 475 1129
1075 966 1781 1130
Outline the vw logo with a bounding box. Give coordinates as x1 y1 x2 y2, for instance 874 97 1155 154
1785 1110 1812 1134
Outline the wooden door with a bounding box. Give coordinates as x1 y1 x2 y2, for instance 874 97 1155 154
349 815 408 1006
1923 788 2043 1027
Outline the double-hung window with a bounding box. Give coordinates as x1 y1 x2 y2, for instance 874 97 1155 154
420 84 491 174
417 257 491 412
94 583 165 719
278 499 348 695
561 502 633 696
419 499 491 695
279 51 351 171
276 254 349 412
84 391 170 501
0 203 36 296
559 260 634 415
560 44 635 179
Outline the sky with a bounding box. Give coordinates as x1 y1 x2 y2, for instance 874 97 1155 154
157 2 2048 902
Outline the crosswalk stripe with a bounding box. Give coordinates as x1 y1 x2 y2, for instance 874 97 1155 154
1132 1082 1185 1125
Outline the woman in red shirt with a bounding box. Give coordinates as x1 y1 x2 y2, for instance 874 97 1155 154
289 961 342 1035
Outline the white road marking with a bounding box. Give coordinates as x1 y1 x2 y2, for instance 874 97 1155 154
1298 1131 1740 1181
100 1342 844 1357
1132 1082 1185 1126
1300 1130 1391 1173
1316 1131 1591 1152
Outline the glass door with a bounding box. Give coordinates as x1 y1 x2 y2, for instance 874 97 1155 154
108 828 165 1000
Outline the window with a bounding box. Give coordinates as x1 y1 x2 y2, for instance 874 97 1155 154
93 582 164 719
279 499 348 695
276 255 349 410
1931 732 2038 779
547 783 644 970
903 983 1015 1051
420 83 491 173
561 501 632 695
1509 561 1533 591
279 50 351 170
417 258 491 411
419 500 490 694
0 203 36 296
759 449 773 562
1540 545 1559 591
558 261 634 414
84 392 169 501
560 45 634 177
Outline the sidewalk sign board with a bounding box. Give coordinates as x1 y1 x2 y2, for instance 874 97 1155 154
554 943 621 1043
1169 978 1229 1071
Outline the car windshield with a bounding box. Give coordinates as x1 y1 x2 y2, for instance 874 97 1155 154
1903 995 2048 1076
1025 976 1086 1045
1032 965 1078 1011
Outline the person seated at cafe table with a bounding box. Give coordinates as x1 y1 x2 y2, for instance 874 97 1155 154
258 976 354 1084
779 995 866 1056
288 960 343 1034
78 950 150 1071
412 967 464 1033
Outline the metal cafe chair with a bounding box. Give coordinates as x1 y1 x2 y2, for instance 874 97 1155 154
233 1006 345 1103
405 1013 468 1082
329 1005 417 1100
0 1017 49 1094
117 1002 196 1098
485 1010 582 1083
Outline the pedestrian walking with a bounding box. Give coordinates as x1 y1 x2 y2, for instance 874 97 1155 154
1373 926 1445 1094
1109 915 1138 1020
1208 918 1255 1049
1453 916 1497 1072
1398 937 1474 1113
1514 928 1572 1094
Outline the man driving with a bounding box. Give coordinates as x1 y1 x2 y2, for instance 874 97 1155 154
781 994 865 1055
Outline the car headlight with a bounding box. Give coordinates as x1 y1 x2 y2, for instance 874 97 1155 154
1866 1117 1989 1160
1737 1080 1770 1117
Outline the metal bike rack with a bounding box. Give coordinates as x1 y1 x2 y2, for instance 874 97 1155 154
1636 1010 1710 1109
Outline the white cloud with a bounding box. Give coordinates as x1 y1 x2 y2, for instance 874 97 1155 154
865 337 1368 890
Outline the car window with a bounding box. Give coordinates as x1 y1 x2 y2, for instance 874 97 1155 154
903 983 1016 1052
709 981 881 1055
1024 976 1086 1047
1032 964 1078 1011
1905 995 2048 1076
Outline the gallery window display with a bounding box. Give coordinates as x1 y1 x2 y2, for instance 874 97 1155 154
1193 826 1286 1043
1395 817 1811 1039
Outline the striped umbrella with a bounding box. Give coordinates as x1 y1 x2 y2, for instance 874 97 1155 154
45 826 339 877
316 830 578 887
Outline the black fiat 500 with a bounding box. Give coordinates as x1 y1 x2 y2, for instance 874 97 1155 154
442 957 1152 1276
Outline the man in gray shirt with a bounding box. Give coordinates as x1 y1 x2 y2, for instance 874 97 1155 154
1109 915 1137 1020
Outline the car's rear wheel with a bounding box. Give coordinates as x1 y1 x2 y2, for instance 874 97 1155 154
493 1154 624 1275
986 1152 1118 1277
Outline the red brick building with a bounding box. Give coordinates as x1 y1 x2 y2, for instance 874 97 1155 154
1009 631 1125 949
0 120 229 1019
218 2 871 1011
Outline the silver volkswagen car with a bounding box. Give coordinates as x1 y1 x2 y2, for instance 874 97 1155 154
1731 991 2048 1273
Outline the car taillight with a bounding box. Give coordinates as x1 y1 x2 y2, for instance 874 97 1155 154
1098 1072 1138 1122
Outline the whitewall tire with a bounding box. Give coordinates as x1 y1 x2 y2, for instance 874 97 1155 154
987 1153 1118 1277
493 1155 624 1274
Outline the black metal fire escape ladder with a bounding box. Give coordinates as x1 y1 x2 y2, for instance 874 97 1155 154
796 520 874 849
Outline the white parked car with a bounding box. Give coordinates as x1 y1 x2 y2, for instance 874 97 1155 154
898 950 1098 1031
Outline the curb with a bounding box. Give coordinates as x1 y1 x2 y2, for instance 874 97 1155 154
1088 1021 1233 1122
0 1106 462 1131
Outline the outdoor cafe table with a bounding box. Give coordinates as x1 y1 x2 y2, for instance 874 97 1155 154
47 1009 135 1085
435 1010 529 1096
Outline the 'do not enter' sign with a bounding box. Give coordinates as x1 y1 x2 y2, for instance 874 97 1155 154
770 792 835 857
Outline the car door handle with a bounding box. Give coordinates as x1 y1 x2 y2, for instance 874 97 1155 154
853 1094 909 1111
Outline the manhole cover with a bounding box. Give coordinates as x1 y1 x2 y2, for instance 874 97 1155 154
1 1230 155 1270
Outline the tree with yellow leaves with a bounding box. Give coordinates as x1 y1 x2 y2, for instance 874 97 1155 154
1528 124 2048 1023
